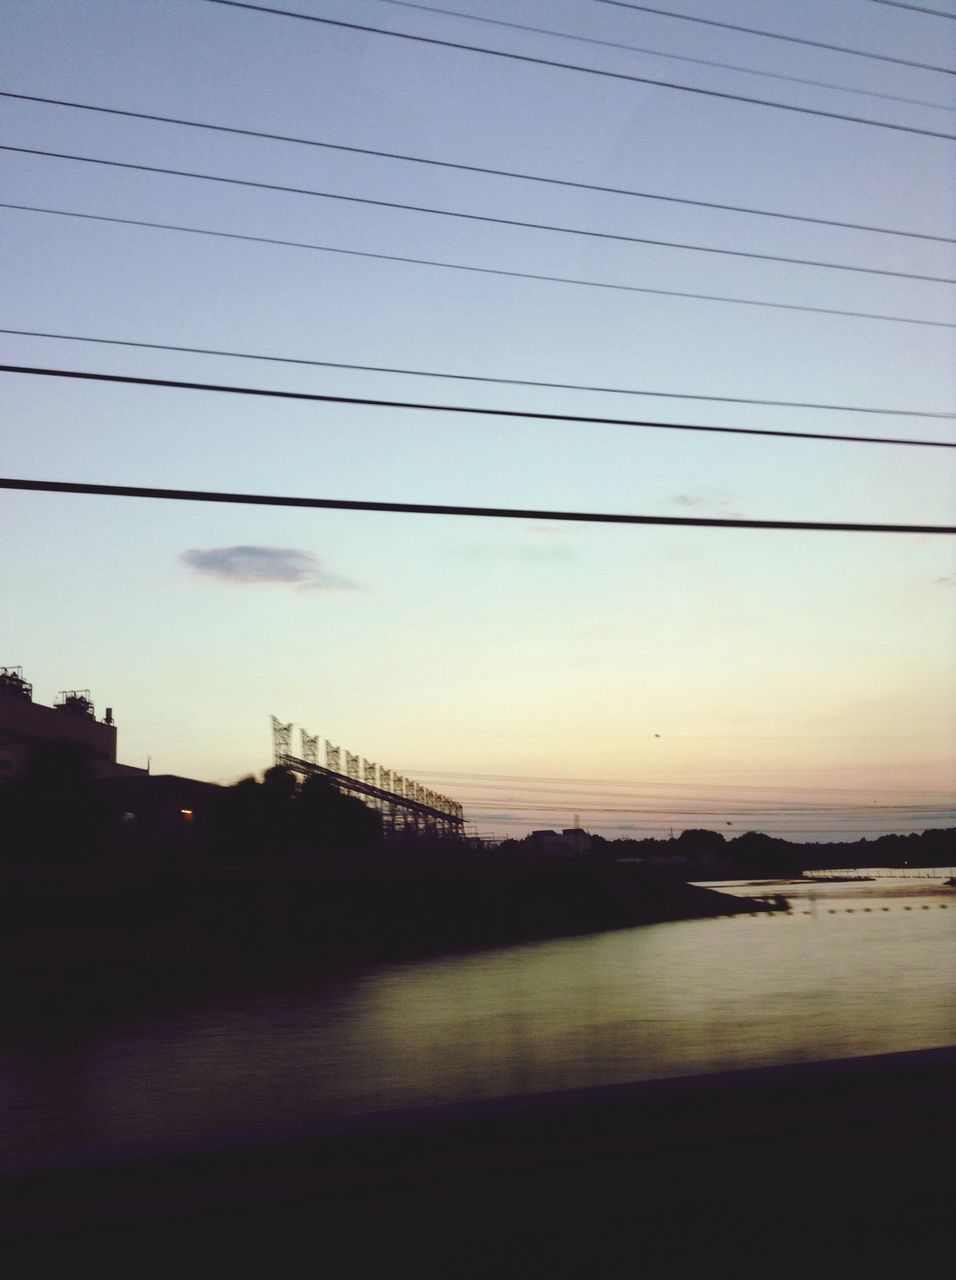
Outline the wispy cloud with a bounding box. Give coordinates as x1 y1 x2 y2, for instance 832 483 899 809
672 491 744 518
934 573 956 586
181 546 356 592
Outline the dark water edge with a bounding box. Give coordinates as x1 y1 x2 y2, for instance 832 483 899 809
4 1046 953 1273
0 852 776 1037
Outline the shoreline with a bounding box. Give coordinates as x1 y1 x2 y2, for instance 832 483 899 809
0 852 776 1036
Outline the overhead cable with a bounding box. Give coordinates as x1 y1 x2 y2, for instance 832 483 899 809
202 1 956 139
5 92 951 244
452 800 953 815
6 203 954 329
3 476 954 534
367 0 956 111
5 328 952 420
595 1 956 73
3 364 953 450
9 144 952 286
405 769 955 796
865 1 956 17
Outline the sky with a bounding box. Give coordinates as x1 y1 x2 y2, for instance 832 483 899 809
2 0 955 841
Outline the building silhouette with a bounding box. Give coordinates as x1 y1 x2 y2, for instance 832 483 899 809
0 667 146 782
0 667 216 853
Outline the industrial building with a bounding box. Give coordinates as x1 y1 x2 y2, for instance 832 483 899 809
0 667 146 782
0 667 218 852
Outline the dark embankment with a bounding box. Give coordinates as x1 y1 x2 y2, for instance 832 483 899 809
0 850 772 1034
4 1046 953 1271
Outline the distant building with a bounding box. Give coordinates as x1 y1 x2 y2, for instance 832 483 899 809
0 667 218 853
528 828 592 855
561 827 592 855
103 773 221 854
0 667 145 782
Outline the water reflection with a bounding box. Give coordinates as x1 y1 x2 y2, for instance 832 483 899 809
2 877 953 1161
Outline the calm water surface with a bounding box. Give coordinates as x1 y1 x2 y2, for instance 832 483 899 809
3 875 954 1161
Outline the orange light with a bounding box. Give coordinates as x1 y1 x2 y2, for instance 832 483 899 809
180 808 194 821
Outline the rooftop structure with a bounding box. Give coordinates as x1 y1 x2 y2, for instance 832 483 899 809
0 667 144 782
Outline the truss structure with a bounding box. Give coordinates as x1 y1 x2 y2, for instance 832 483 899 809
271 716 293 762
271 716 465 839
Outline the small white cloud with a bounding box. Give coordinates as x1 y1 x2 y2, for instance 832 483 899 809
181 546 356 591
672 491 743 516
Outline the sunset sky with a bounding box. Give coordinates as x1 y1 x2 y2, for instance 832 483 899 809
3 0 954 839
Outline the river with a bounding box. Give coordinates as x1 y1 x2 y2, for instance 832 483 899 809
2 872 953 1164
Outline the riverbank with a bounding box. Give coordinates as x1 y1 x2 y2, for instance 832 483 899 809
0 850 775 1033
5 1045 953 1272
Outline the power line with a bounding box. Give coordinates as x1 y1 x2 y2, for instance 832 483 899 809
10 144 953 287
5 327 952 420
4 364 953 449
203 1 956 139
366 0 956 111
415 779 950 812
3 476 954 533
412 769 955 795
5 92 952 245
595 1 956 74
7 202 954 330
865 1 956 17
453 800 953 815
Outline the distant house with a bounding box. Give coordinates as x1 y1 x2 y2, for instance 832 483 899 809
528 828 592 855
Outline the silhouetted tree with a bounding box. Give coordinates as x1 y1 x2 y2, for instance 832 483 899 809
676 829 726 858
295 773 381 854
210 769 381 857
729 830 800 876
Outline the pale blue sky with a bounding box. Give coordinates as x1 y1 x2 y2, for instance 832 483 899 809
2 0 954 838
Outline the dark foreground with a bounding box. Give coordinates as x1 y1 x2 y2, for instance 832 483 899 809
4 1045 952 1275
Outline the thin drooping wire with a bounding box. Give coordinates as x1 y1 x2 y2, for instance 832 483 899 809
5 328 952 420
6 203 954 329
865 0 956 17
367 0 956 111
448 798 951 814
5 361 954 450
406 768 955 796
5 92 952 245
3 477 954 534
407 776 948 811
595 1 956 73
3 364 953 449
9 145 952 287
203 1 956 138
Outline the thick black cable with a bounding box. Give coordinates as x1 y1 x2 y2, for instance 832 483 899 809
6 203 954 329
203 1 956 138
5 91 952 245
3 477 953 533
9 144 952 287
369 0 956 111
5 327 951 420
865 1 956 17
596 1 956 74
4 364 953 449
